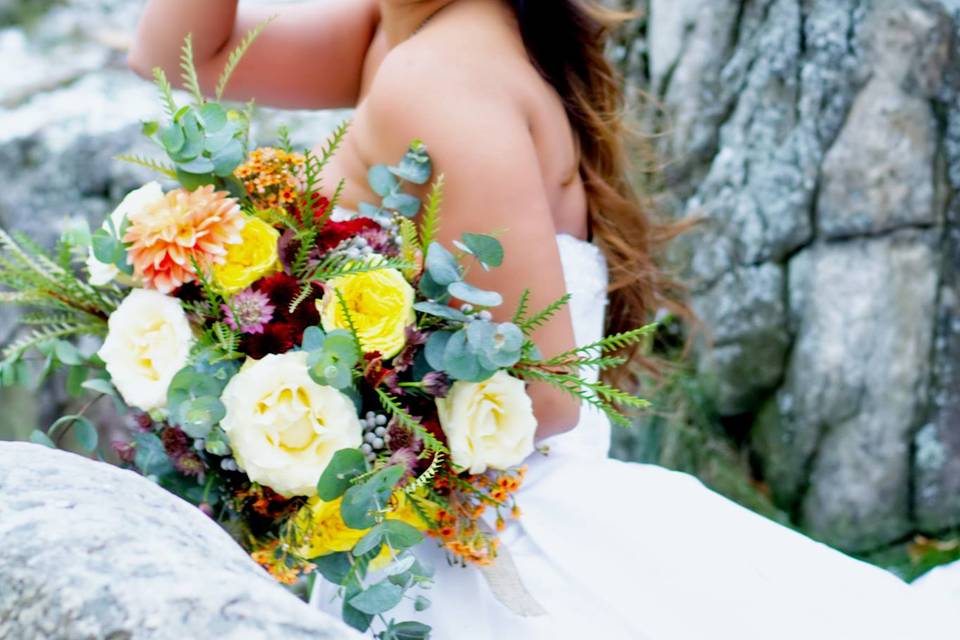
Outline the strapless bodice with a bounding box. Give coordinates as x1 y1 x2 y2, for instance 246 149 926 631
538 233 611 459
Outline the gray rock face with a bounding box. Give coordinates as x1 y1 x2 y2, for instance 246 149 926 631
619 0 960 552
0 442 361 640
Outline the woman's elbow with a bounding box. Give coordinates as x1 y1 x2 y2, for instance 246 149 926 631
533 387 581 439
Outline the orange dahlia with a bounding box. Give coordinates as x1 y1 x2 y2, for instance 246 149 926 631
124 186 245 293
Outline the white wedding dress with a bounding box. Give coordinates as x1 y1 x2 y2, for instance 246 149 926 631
314 234 959 639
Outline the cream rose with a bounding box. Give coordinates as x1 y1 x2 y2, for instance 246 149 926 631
436 370 537 474
220 352 363 497
98 288 194 412
86 182 164 286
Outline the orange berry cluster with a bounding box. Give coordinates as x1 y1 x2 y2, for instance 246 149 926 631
234 147 306 210
429 466 527 566
250 539 315 586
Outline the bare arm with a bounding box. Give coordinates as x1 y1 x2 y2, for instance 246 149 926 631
356 55 581 438
127 0 379 109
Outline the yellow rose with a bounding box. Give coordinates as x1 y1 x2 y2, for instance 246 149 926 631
293 497 367 558
436 371 537 474
317 262 415 359
293 492 430 562
219 352 363 496
213 217 280 294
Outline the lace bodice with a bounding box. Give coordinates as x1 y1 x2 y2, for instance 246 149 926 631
540 234 611 459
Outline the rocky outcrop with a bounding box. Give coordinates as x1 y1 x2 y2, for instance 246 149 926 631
0 442 361 640
617 0 960 552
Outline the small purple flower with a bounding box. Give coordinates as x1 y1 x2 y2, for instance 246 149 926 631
222 289 275 335
388 447 419 481
422 371 451 398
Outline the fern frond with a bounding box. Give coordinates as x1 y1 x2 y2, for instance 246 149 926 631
209 321 242 361
304 254 413 283
2 323 104 360
511 367 648 428
291 228 318 278
419 174 444 249
179 33 204 105
215 16 276 101
189 256 223 319
544 323 658 365
376 388 450 454
19 312 87 327
404 451 444 494
512 289 531 325
518 294 571 336
397 218 421 279
334 288 364 355
152 67 178 118
277 125 293 154
114 154 177 179
288 283 313 315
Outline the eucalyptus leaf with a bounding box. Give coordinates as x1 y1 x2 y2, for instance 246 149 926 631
317 448 368 501
301 326 326 352
342 587 374 632
176 168 215 190
391 621 432 639
313 552 352 583
441 330 480 381
388 144 432 185
72 417 99 452
424 331 454 371
178 155 216 174
54 340 83 366
178 396 226 438
29 430 55 448
133 432 174 476
340 465 405 530
368 165 399 197
413 302 469 323
160 124 185 154
204 426 232 457
447 281 503 308
199 102 228 132
425 243 461 286
141 120 159 138
382 192 421 218
212 139 245 177
358 202 385 220
460 233 504 268
418 270 449 302
348 581 405 615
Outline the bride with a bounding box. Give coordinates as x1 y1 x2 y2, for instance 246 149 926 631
129 0 957 637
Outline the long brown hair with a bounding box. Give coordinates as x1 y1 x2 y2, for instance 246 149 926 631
509 0 689 386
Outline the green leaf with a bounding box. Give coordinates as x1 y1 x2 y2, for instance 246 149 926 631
390 621 432 639
340 465 405 530
204 426 232 457
212 139 245 177
424 331 454 371
301 326 326 352
66 365 88 398
413 596 431 612
313 552 352 583
442 330 481 381
90 228 125 265
160 124 185 154
467 321 523 369
382 192 421 218
133 432 175 477
418 270 449 302
54 340 84 366
380 519 424 551
29 430 56 448
199 102 227 131
141 120 159 138
81 378 117 397
178 396 226 438
348 581 404 615
176 168 216 190
73 417 99 452
342 589 374 632
317 448 368 501
424 242 460 286
368 165 399 197
178 156 216 175
389 145 432 185
413 301 469 323
459 233 504 268
447 281 502 308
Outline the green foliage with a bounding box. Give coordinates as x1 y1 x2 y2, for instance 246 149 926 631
360 140 434 222
317 448 369 501
166 356 237 438
152 67 178 119
304 325 361 390
376 388 449 455
114 153 177 179
179 33 204 105
515 293 571 336
418 175 444 249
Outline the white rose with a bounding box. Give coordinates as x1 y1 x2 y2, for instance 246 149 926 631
220 352 363 497
98 288 194 412
436 370 537 474
86 182 164 286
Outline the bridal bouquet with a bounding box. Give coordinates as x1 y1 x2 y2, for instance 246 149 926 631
0 26 651 638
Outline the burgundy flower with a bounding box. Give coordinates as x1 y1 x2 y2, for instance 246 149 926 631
243 323 296 359
393 327 427 372
315 217 382 253
161 426 190 459
112 440 136 464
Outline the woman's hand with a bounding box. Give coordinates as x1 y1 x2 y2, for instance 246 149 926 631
127 0 379 109
353 47 582 439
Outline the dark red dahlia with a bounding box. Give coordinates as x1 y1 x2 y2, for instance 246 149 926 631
161 426 190 458
243 323 296 359
316 217 382 252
